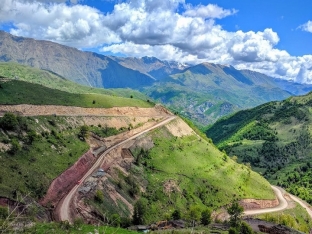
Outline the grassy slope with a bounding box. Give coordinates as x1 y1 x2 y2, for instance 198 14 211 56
0 78 153 108
206 92 312 204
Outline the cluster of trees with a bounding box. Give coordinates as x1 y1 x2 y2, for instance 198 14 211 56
0 113 39 155
132 198 212 227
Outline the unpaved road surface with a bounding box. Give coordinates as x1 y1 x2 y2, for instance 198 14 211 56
56 116 176 223
287 191 312 219
0 104 170 117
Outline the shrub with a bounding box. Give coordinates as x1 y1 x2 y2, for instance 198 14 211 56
201 209 211 226
171 209 181 220
0 113 18 130
132 198 148 225
9 138 21 155
94 190 104 203
110 214 121 227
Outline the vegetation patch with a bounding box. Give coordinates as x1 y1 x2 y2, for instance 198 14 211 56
256 203 312 233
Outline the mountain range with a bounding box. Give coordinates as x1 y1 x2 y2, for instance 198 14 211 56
1 30 312 126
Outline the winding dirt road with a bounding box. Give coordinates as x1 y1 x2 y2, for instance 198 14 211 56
287 192 312 218
56 116 176 223
244 186 312 220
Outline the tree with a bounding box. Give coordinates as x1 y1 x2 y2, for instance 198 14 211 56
9 138 21 155
227 201 243 227
240 221 254 234
110 214 121 227
171 209 181 220
188 205 201 226
201 209 211 226
78 125 89 140
132 199 147 225
94 190 104 203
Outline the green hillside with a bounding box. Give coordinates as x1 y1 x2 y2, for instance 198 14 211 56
206 92 312 204
0 78 153 108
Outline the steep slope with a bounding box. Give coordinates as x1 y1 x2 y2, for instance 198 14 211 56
206 92 312 204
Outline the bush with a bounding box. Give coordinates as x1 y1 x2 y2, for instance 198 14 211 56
94 190 104 203
229 227 239 234
9 138 21 155
201 209 211 226
0 206 8 219
0 113 18 130
171 209 181 220
110 214 121 227
78 125 89 140
132 198 148 225
240 221 254 234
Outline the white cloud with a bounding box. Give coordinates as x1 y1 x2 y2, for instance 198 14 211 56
0 0 311 83
0 0 120 47
184 3 237 19
299 20 312 33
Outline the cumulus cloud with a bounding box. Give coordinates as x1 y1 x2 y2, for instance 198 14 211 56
0 0 311 83
299 20 312 33
0 0 120 47
184 3 237 19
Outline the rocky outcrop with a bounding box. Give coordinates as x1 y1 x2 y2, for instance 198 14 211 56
40 150 95 208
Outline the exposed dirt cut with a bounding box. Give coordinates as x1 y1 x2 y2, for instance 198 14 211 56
240 198 279 210
40 150 96 208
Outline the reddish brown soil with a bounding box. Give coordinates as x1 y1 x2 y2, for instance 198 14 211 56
40 150 96 208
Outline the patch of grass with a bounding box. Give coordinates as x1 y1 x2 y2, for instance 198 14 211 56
25 222 137 234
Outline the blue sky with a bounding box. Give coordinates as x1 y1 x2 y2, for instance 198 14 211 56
0 0 311 83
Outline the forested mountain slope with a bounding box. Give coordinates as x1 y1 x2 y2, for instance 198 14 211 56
206 92 312 203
